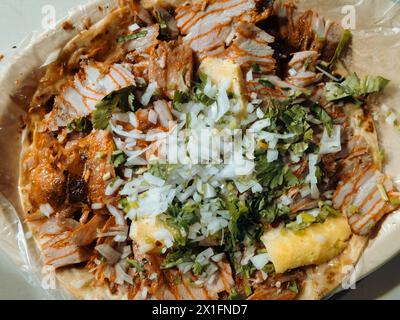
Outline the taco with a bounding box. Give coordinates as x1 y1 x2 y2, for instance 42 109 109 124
19 0 398 300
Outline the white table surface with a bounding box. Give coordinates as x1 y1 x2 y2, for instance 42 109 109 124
0 0 399 300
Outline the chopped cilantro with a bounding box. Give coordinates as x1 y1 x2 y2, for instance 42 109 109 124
161 249 194 269
148 163 173 180
345 204 360 217
111 150 127 168
251 64 261 73
192 261 207 276
258 78 275 89
286 202 341 231
311 104 333 136
93 86 136 130
229 289 244 300
67 117 92 133
155 11 168 37
127 258 147 272
287 280 299 293
325 73 389 102
318 201 341 220
172 90 190 109
321 29 352 69
193 73 216 106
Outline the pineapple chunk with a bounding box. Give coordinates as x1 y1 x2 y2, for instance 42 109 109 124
130 216 176 254
261 216 352 274
199 57 247 114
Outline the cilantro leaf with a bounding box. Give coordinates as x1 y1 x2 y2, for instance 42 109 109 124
255 158 299 192
161 249 194 269
259 202 290 224
192 261 208 276
116 30 148 44
287 280 299 293
148 163 173 180
92 86 136 130
291 141 309 155
311 104 333 136
155 10 168 37
127 258 146 272
251 64 261 73
164 201 199 247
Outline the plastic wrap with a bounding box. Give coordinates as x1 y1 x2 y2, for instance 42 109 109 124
0 0 400 299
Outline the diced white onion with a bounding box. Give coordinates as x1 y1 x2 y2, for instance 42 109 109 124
241 246 256 265
246 69 253 82
306 154 319 184
141 82 157 106
251 183 263 193
148 109 158 124
249 119 271 132
178 262 194 274
129 112 138 128
124 168 133 179
91 203 104 210
106 204 126 226
105 178 124 196
195 248 214 265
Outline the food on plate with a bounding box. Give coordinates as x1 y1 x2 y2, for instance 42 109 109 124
19 0 397 300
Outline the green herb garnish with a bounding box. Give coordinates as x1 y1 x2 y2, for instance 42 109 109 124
111 150 127 168
321 29 352 69
311 104 333 136
67 117 92 133
173 90 190 109
325 73 389 102
93 86 136 130
258 78 275 89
